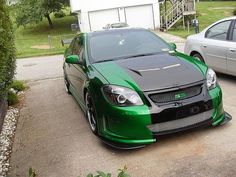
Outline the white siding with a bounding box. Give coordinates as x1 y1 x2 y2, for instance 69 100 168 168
72 0 161 32
88 9 120 31
125 5 154 29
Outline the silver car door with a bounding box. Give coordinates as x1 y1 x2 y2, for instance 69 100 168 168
202 20 232 73
227 21 236 76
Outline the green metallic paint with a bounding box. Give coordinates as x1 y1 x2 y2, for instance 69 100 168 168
209 86 225 126
92 61 154 144
63 32 227 146
69 82 86 112
65 55 80 64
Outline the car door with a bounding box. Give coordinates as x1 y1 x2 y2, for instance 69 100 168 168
202 20 232 73
227 20 236 76
73 46 87 102
64 38 76 82
70 35 87 102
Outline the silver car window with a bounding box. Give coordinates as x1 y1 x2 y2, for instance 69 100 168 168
205 20 231 41
233 22 236 42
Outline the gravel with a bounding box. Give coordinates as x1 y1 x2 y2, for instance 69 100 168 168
0 107 19 177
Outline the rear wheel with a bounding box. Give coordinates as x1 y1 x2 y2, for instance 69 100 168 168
193 53 205 63
64 77 71 94
85 91 98 135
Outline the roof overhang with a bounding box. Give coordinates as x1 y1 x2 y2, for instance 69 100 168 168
70 0 159 13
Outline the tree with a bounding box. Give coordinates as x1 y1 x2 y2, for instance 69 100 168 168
0 0 16 100
16 0 69 29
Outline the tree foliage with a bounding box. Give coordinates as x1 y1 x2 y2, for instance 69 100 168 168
16 0 69 28
0 0 16 100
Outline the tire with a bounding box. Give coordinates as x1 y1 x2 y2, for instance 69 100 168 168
193 53 205 63
85 91 98 135
64 77 71 94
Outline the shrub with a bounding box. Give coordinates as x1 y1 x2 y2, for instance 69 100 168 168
233 8 236 16
11 80 26 92
28 166 131 177
81 167 131 177
7 90 19 106
54 10 65 18
0 0 16 100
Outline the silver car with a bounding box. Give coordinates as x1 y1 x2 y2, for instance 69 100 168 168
185 16 236 76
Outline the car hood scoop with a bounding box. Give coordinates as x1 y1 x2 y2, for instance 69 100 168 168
115 53 205 91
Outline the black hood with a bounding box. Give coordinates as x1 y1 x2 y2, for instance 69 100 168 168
114 53 205 91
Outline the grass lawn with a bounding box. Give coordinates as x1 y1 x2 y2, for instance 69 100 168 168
168 1 236 38
11 8 78 58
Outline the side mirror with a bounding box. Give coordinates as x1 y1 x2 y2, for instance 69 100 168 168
65 55 83 65
169 43 177 51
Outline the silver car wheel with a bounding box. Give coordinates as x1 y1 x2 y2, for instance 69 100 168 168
85 92 97 133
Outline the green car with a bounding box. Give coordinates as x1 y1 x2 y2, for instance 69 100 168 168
63 28 231 149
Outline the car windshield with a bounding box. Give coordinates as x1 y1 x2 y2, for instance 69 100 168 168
89 30 171 62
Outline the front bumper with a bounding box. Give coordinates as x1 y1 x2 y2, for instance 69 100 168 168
97 86 231 148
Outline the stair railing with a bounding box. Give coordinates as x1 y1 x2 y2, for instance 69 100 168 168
160 1 184 30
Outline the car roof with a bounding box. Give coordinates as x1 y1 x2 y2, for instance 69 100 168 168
214 16 236 24
87 27 148 37
222 16 236 20
198 16 236 34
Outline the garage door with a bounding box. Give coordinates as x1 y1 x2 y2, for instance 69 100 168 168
125 5 154 29
89 9 120 31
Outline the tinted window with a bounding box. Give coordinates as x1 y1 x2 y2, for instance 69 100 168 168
205 20 231 40
67 39 76 55
232 22 236 42
89 30 171 62
79 47 84 61
72 36 83 55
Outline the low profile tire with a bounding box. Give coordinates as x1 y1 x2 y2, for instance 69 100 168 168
85 91 98 135
64 77 71 94
193 53 205 63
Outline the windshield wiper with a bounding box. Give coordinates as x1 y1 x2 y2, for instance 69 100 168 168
93 52 162 63
93 59 115 63
123 52 160 59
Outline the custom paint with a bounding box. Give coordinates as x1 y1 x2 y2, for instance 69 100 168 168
63 29 231 148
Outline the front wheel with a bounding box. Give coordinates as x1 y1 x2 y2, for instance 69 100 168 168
85 91 98 135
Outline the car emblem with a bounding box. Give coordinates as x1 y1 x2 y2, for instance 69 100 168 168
175 92 187 100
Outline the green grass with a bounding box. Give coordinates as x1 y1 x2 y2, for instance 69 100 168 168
168 1 236 38
10 7 78 58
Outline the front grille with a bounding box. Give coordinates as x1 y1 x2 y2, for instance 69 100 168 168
151 100 213 124
148 109 213 134
149 85 202 103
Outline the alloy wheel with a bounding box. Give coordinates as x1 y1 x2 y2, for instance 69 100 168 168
85 92 97 134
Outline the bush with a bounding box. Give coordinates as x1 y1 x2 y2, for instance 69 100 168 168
11 80 26 92
0 0 16 100
233 8 236 16
28 166 131 177
80 167 131 177
7 90 19 106
54 10 65 18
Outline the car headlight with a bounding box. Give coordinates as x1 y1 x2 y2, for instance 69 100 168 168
102 85 143 106
206 68 217 90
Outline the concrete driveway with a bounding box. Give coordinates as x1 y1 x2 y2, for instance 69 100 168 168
9 34 236 177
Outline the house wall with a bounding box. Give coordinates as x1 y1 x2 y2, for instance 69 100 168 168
70 0 160 32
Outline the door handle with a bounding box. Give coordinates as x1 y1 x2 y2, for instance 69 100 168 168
229 48 235 52
203 45 207 48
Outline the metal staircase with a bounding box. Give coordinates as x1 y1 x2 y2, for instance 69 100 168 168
160 0 196 31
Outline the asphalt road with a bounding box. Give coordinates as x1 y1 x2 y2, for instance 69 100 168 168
9 34 236 177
